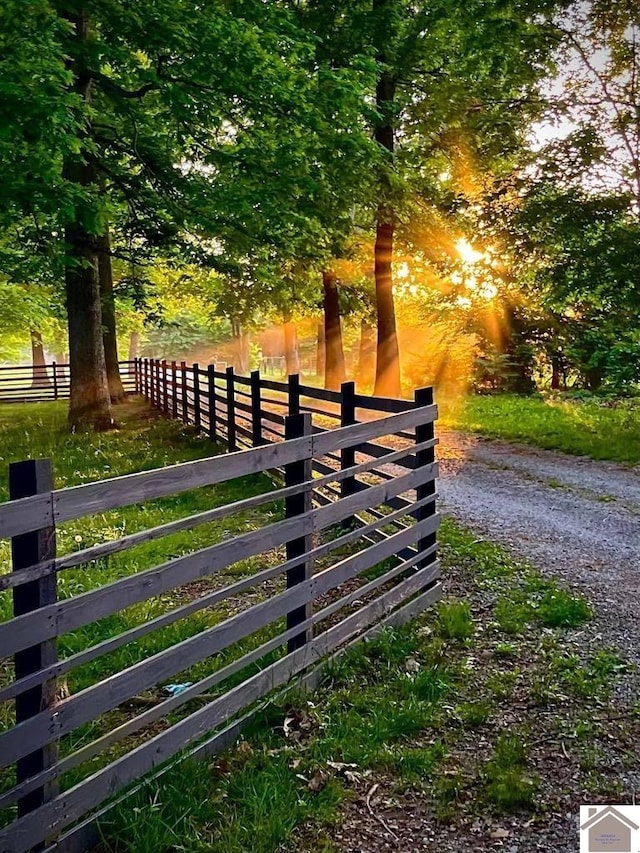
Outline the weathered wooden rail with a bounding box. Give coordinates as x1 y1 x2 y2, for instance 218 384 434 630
0 360 440 852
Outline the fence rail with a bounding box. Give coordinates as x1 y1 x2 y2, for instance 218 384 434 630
0 361 137 404
0 358 439 852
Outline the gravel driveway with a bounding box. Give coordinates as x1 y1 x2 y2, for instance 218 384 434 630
438 431 640 669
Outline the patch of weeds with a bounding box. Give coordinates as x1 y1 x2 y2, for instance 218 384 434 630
578 744 604 771
553 648 624 701
457 700 492 727
493 597 533 635
397 665 452 703
493 642 517 658
378 742 446 783
537 587 592 628
433 770 465 821
486 669 519 701
482 734 537 813
436 600 473 640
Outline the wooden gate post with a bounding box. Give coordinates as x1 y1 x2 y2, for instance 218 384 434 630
284 413 313 652
180 361 188 423
208 365 217 441
52 362 58 400
144 358 149 400
288 373 300 416
192 364 201 431
134 358 140 395
171 361 178 419
250 370 262 446
10 459 59 817
226 366 237 451
414 386 437 568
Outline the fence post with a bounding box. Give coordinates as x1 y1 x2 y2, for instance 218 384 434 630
143 359 149 400
161 360 169 416
170 361 178 419
155 359 161 409
181 361 188 423
250 370 262 446
226 366 237 451
208 364 217 441
192 363 201 431
10 459 58 817
414 386 437 569
340 381 357 523
133 358 139 395
52 362 58 401
284 412 313 652
288 373 300 416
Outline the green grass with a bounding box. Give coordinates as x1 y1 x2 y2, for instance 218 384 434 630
440 393 640 464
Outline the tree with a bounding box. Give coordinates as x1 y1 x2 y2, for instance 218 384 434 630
1 0 379 428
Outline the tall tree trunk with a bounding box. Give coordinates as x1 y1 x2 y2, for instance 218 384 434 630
316 321 325 381
283 311 300 376
240 329 250 373
357 320 376 391
322 270 345 390
373 67 401 397
373 218 400 396
551 356 561 390
98 228 125 402
128 331 140 362
231 319 250 373
128 331 140 379
63 9 113 430
30 330 51 388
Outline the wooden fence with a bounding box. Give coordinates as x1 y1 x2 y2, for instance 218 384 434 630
0 359 440 852
0 362 136 403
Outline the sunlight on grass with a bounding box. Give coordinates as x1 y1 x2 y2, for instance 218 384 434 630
439 394 640 464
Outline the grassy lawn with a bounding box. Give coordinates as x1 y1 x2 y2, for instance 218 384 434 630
439 393 640 465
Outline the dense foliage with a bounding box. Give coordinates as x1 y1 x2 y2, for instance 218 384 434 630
0 0 638 425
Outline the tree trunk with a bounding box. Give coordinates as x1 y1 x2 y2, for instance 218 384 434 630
231 318 250 373
316 321 325 381
373 67 401 397
551 356 561 390
128 331 140 361
283 313 300 376
63 9 113 431
30 330 51 388
98 229 125 402
357 320 376 391
128 331 140 378
240 329 250 373
584 367 603 391
373 218 401 396
322 270 345 390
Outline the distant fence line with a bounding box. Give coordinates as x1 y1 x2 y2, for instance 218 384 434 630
0 361 136 403
0 357 440 852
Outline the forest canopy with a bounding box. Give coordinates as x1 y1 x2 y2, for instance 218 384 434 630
1 0 639 428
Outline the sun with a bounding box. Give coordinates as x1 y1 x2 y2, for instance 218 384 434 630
456 238 484 265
